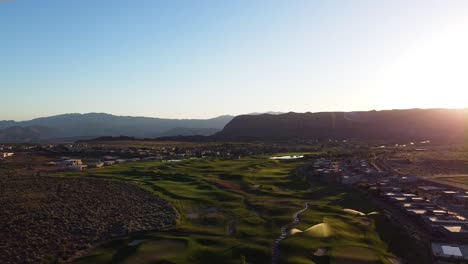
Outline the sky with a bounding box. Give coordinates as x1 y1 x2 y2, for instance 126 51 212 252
1 0 467 121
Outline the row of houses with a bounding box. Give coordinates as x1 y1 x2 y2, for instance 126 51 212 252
48 142 261 161
416 185 468 210
339 159 386 184
379 187 468 263
310 158 341 183
0 145 13 151
47 155 166 171
310 158 388 185
311 155 468 263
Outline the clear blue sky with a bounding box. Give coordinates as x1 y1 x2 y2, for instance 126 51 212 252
1 0 467 121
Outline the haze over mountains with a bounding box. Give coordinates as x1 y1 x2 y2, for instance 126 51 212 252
0 113 234 143
1 109 467 143
216 108 468 142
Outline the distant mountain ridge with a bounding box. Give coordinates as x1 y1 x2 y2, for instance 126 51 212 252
0 126 57 143
247 111 285 115
0 113 234 143
3 109 467 143
215 108 468 142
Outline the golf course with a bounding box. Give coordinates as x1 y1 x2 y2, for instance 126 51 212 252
53 155 396 264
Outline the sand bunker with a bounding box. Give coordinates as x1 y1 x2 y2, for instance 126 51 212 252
288 228 303 235
289 223 332 238
304 223 332 238
343 209 366 216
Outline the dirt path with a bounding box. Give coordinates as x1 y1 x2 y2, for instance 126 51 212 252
271 202 309 264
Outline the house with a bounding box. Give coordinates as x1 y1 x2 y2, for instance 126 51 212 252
397 176 418 183
454 195 468 208
67 165 88 171
88 162 104 168
436 224 468 242
1 152 14 158
57 159 83 167
103 156 118 160
440 191 460 202
417 186 445 200
103 161 115 166
405 207 448 216
423 215 468 235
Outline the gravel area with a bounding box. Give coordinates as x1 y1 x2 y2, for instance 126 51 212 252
0 175 177 264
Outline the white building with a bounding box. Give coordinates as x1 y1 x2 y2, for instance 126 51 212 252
1 152 14 158
57 159 83 167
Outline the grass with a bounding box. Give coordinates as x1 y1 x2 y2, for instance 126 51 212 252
330 246 380 264
122 238 187 264
53 155 395 264
282 211 393 264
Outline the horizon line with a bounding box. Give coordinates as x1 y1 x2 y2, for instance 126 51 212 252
2 107 468 122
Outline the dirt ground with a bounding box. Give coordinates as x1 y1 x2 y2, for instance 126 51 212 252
0 173 177 264
387 147 468 176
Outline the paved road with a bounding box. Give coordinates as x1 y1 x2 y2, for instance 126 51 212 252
271 202 309 264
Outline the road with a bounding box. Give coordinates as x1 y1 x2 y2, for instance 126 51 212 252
271 202 309 264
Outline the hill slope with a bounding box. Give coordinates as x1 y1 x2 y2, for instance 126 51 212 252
215 109 468 142
0 113 233 143
0 126 59 143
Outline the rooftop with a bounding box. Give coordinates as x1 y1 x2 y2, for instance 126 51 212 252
442 245 462 257
419 186 444 191
432 243 468 260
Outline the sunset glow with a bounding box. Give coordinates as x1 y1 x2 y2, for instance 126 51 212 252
1 1 467 119
377 19 468 109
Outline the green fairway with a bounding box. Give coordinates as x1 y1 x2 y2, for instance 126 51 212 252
122 239 187 264
54 155 395 264
330 246 381 264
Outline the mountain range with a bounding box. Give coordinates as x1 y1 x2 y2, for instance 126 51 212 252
0 113 233 143
215 108 468 142
2 109 467 143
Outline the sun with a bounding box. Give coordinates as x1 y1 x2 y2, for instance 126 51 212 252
378 21 468 109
